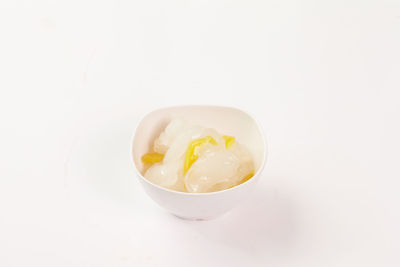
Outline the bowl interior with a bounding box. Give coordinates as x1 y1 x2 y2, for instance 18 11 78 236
132 106 266 178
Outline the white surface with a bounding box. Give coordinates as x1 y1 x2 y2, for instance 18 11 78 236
0 0 399 266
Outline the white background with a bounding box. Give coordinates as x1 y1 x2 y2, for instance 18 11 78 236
1 0 399 266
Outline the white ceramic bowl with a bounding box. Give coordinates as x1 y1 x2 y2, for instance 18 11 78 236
131 105 267 220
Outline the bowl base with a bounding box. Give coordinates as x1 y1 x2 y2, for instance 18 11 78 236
173 214 219 221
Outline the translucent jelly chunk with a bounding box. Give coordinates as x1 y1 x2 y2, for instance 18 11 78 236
184 150 241 193
144 161 185 191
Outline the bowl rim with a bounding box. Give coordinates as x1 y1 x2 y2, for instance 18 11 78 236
130 104 268 196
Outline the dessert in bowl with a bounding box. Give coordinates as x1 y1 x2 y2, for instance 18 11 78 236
131 105 267 220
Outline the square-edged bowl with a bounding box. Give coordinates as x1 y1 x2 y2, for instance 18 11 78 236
131 105 267 220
